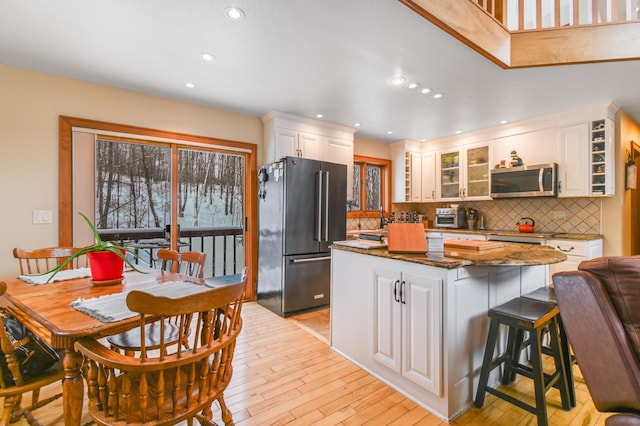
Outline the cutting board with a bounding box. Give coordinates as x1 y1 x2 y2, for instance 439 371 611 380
444 239 504 251
387 223 427 253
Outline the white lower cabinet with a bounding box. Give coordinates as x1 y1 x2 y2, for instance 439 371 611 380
547 238 603 280
372 265 442 395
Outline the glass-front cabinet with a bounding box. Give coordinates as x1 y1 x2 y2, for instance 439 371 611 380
466 146 490 198
439 150 460 199
436 143 490 201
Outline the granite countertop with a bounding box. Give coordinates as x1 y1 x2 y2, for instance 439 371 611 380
423 228 603 241
331 242 567 269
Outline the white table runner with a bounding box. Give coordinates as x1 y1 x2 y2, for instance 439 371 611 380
70 280 211 323
19 267 92 285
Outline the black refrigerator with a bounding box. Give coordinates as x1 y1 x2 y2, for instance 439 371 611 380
257 157 347 317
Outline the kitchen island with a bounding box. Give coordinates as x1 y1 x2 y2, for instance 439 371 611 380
330 243 566 422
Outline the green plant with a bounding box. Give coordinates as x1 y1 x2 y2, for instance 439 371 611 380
45 212 147 282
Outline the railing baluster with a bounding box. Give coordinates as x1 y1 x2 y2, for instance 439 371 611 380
472 0 636 30
100 226 243 278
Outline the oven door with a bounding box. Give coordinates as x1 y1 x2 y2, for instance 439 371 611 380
435 215 457 228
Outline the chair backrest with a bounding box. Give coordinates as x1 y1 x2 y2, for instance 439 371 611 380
74 270 247 424
13 247 88 275
156 248 206 278
553 256 640 415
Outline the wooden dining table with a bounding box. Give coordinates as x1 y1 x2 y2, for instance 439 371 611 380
1 268 196 426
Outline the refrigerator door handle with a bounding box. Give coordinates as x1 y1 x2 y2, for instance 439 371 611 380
290 256 332 263
324 171 330 241
317 170 323 241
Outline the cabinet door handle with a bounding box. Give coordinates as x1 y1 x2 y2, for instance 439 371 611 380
393 280 400 303
556 245 575 253
558 181 562 193
400 280 406 304
431 190 435 199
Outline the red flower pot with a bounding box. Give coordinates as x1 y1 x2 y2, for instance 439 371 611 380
87 250 125 282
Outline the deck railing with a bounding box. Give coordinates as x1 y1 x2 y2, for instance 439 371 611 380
471 0 640 31
98 226 244 278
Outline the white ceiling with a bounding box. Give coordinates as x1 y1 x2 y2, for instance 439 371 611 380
2 0 640 143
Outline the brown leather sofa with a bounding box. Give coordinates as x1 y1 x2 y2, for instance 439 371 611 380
553 256 640 426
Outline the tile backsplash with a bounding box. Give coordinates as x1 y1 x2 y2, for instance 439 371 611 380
347 198 601 234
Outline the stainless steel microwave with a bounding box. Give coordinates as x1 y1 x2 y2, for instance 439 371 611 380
490 163 557 198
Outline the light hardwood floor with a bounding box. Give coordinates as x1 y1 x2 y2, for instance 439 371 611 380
9 302 609 425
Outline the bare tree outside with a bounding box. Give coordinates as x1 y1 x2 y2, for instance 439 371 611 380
177 148 244 228
95 140 171 229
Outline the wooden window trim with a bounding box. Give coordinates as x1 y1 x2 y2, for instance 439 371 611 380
58 116 258 299
347 155 392 219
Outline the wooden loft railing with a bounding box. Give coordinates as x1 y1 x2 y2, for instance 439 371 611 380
400 0 640 68
472 0 639 31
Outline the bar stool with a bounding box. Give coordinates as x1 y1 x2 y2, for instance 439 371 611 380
521 286 576 407
475 297 572 426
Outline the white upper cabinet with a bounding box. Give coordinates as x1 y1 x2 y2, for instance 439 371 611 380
557 118 614 197
436 142 491 201
557 123 590 197
390 141 436 203
274 128 325 160
421 151 436 202
262 111 356 200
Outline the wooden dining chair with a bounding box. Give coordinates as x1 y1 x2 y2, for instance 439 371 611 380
0 281 65 425
106 249 207 354
74 273 247 425
13 247 88 275
157 248 206 278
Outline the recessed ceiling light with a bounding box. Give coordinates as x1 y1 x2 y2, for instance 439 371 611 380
387 130 393 134
316 114 323 118
354 123 361 127
420 139 426 142
201 52 215 62
500 120 508 124
432 93 443 99
455 130 462 134
391 76 406 85
225 6 245 20
407 82 418 89
420 88 431 94
185 82 195 88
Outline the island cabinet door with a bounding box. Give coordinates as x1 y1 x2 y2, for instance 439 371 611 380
372 266 402 373
372 265 443 396
402 272 442 396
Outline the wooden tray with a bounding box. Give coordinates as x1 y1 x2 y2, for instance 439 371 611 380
444 240 504 251
387 223 427 253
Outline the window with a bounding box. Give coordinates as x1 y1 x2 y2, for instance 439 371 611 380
59 116 258 298
348 155 391 218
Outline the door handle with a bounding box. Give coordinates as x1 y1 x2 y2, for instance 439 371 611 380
324 171 330 241
290 256 331 263
317 171 323 241
400 280 406 304
393 280 400 303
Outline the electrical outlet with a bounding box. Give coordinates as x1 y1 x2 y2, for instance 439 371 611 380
553 211 566 220
33 210 52 224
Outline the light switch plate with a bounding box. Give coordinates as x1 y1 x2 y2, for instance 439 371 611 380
33 210 52 224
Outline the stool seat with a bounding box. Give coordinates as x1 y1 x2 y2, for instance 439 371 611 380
489 297 559 328
475 297 572 426
522 286 557 304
